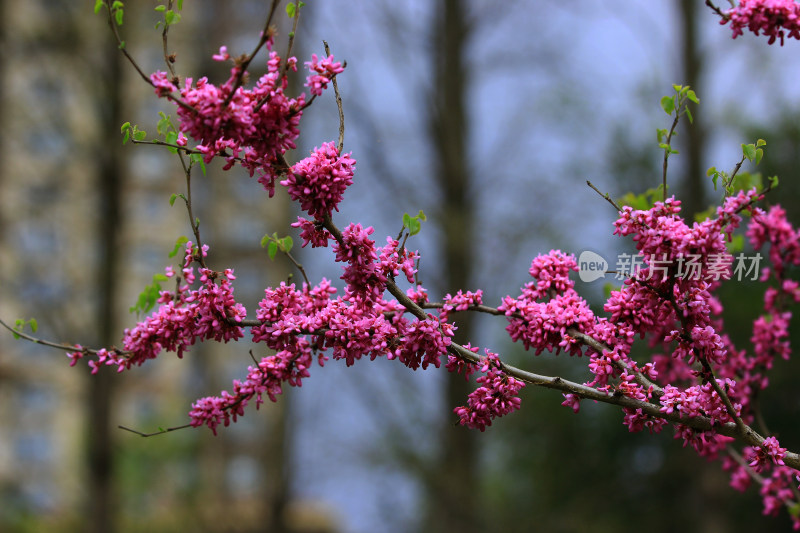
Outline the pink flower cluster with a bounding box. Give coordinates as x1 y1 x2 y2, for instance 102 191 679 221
187 226 454 432
439 289 483 322
281 141 355 220
67 242 246 374
333 224 417 301
305 54 344 96
454 350 525 431
499 251 595 356
722 0 800 45
150 45 346 198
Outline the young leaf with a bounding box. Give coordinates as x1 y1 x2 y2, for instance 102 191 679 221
268 241 278 260
169 193 178 206
742 143 757 161
286 2 297 17
169 235 189 258
660 95 674 115
95 0 105 14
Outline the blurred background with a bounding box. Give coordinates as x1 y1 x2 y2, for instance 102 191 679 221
1 1 799 532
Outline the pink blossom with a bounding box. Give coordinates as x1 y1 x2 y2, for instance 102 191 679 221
150 71 177 96
305 54 344 96
282 142 355 220
212 45 230 62
723 0 800 45
454 350 525 431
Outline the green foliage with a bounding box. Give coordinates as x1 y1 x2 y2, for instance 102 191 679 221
657 85 699 158
168 235 189 258
111 1 124 25
120 122 146 145
742 138 766 165
130 274 166 316
617 186 666 211
156 112 180 153
94 0 125 26
707 139 771 197
286 1 306 18
402 210 427 236
261 233 294 260
602 282 616 300
727 233 745 254
130 236 188 315
189 153 207 175
155 3 182 28
11 318 38 339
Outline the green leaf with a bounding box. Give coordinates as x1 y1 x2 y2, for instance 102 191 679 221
755 148 763 165
177 0 184 10
29 318 38 333
260 234 271 248
169 236 189 258
165 10 180 25
169 193 178 206
153 273 169 282
685 107 693 124
133 129 146 141
660 95 674 115
155 5 166 12
281 236 293 252
286 2 297 17
190 153 207 175
268 241 278 260
686 89 699 104
693 205 716 223
756 138 766 147
115 7 124 26
742 143 757 161
602 283 615 300
94 0 105 14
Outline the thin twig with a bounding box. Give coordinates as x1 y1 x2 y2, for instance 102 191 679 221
324 40 346 152
177 153 206 268
101 1 196 114
0 318 87 353
119 424 192 437
662 113 681 201
221 0 281 109
586 180 622 212
161 0 177 79
705 0 729 19
284 251 311 287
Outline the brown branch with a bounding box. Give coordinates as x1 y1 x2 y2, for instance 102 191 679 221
586 180 622 212
221 0 282 109
324 40 346 152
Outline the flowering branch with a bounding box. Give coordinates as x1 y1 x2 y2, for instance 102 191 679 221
4 1 800 526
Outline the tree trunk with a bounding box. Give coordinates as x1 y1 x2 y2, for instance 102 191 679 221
86 17 124 533
426 1 481 532
679 0 706 219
